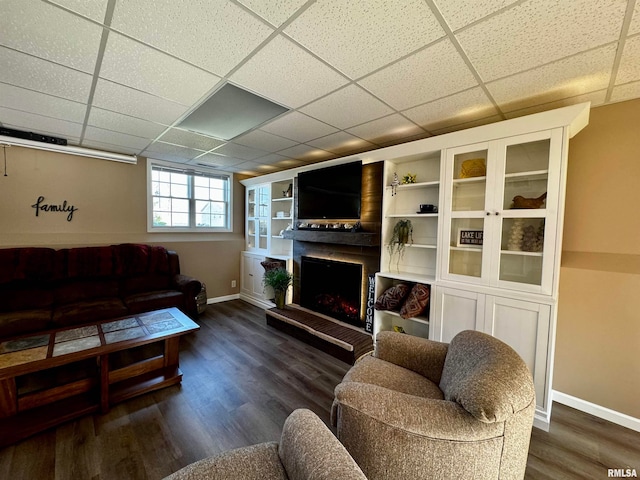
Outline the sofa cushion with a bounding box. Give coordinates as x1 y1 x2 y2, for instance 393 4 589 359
121 275 171 295
0 287 54 312
52 298 128 327
54 280 119 305
124 291 183 314
114 244 171 277
0 248 57 283
64 246 115 279
343 355 444 400
0 309 52 339
399 283 430 319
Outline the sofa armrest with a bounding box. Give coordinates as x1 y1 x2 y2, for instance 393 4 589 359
375 331 448 384
279 409 367 480
163 442 286 480
334 382 503 441
172 274 202 318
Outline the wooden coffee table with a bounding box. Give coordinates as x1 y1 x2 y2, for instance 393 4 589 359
0 307 199 447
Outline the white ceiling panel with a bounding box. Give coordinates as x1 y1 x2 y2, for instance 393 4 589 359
237 0 309 27
503 91 608 119
254 153 292 165
233 130 298 152
456 0 627 82
611 81 640 103
616 35 640 85
360 39 478 111
0 84 87 123
212 143 267 161
158 129 225 151
346 114 425 144
0 47 92 103
87 108 167 139
307 132 376 155
260 112 338 143
487 45 616 112
92 79 189 126
285 0 444 79
403 87 498 131
431 114 504 135
100 33 221 106
0 0 103 73
83 126 152 150
143 142 206 163
630 5 640 35
110 0 274 76
300 85 394 130
49 0 109 22
191 153 246 168
277 144 334 162
0 107 83 139
231 35 348 109
432 0 520 31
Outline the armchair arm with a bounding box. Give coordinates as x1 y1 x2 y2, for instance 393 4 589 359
334 382 502 441
375 331 448 384
172 274 202 318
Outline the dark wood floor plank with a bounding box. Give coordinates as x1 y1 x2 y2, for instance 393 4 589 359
0 299 638 480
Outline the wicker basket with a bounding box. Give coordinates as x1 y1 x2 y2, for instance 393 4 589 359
196 283 207 314
460 158 486 178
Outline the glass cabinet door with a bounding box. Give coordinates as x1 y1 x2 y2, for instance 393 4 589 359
246 185 270 252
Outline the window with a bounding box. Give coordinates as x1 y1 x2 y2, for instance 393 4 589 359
148 160 232 232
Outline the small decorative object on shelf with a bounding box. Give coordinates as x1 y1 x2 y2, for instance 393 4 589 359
535 221 545 252
417 203 437 214
507 218 525 251
402 172 417 184
521 225 537 252
282 183 292 198
390 172 400 196
459 158 486 178
388 219 413 271
393 325 406 333
511 192 547 209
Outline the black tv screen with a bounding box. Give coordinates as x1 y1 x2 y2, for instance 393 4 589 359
297 161 362 220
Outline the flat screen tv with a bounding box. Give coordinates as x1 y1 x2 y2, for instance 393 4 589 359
297 161 362 220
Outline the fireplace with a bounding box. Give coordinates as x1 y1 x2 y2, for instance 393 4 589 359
300 256 363 326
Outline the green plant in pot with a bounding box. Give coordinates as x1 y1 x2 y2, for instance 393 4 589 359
263 267 294 309
387 219 413 271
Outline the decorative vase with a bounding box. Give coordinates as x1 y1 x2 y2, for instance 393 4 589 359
274 289 286 309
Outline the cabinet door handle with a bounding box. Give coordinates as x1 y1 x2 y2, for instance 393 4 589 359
495 212 500 216
486 211 491 216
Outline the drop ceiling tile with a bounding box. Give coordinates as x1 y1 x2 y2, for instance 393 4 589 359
0 0 103 73
616 35 640 84
0 107 83 139
403 87 498 132
359 39 478 111
432 0 519 31
300 85 394 130
49 0 109 22
87 108 167 139
284 0 444 79
83 126 151 151
630 4 640 35
100 33 221 106
0 84 86 123
346 114 424 144
611 81 640 103
111 0 273 76
143 142 206 163
487 45 616 112
456 0 627 82
158 129 225 151
80 139 141 156
233 130 297 152
230 35 348 108
307 132 376 155
254 153 292 165
503 91 607 119
273 158 308 169
212 143 266 161
192 153 246 168
92 79 188 126
237 0 309 27
431 114 504 135
260 112 338 143
0 47 92 103
277 144 334 162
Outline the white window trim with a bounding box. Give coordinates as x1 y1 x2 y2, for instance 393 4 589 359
147 158 233 233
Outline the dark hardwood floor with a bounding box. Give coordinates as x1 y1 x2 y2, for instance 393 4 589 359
0 300 638 479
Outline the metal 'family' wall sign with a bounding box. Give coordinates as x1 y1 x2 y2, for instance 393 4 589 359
31 196 78 222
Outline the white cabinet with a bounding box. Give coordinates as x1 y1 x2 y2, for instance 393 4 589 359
241 252 267 303
246 185 269 253
269 179 294 257
440 130 562 295
432 285 552 422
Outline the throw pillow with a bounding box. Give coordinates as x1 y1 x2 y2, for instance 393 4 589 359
400 283 430 319
374 283 411 311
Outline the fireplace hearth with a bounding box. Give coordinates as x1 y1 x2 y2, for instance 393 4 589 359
300 256 363 326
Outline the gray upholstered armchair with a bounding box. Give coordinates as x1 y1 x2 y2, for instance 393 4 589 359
164 409 367 480
331 330 536 480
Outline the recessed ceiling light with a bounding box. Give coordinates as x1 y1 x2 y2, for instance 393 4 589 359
178 83 289 140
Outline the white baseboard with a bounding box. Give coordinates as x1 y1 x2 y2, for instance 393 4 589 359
207 294 240 304
237 294 274 310
553 390 640 433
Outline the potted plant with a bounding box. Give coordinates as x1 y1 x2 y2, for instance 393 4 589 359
387 219 413 271
263 267 294 309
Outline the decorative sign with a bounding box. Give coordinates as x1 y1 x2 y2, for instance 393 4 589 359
31 196 78 222
457 228 483 247
364 274 375 334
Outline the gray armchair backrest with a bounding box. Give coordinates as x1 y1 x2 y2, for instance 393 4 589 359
439 330 535 423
